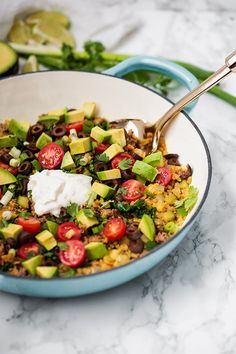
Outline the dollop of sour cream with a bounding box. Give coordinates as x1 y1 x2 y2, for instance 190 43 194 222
28 170 92 217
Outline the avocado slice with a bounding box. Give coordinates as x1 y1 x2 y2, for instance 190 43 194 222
85 242 108 260
0 135 18 148
46 220 58 236
97 168 121 181
36 266 58 278
76 209 98 228
143 152 164 167
65 110 84 124
0 40 18 77
36 132 52 149
0 167 17 186
69 137 91 155
36 230 57 251
9 119 30 141
132 161 158 182
47 108 67 117
139 214 156 241
61 151 75 170
90 126 110 143
91 182 115 199
38 114 60 126
0 223 23 239
108 128 126 147
102 144 124 161
22 255 43 276
17 196 29 208
82 102 96 119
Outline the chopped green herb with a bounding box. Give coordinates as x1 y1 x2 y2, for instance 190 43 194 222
18 211 31 219
117 187 128 196
144 241 159 250
99 120 109 130
32 159 42 172
27 251 36 259
66 203 79 218
92 224 103 234
97 153 109 163
83 209 95 218
83 120 94 134
58 242 69 251
0 219 9 229
118 158 132 170
176 206 188 217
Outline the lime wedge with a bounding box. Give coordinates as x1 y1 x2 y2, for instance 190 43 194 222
26 11 70 28
7 20 44 45
22 55 39 73
32 20 75 48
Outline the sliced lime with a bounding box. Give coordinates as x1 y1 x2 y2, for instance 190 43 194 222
7 20 32 44
32 20 75 48
26 11 70 28
22 55 39 73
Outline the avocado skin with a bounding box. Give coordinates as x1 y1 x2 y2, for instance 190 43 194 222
0 60 18 78
0 40 18 77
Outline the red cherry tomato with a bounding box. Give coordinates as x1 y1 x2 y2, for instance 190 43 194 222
65 121 83 133
0 162 17 175
57 222 81 242
111 152 135 169
59 240 86 268
17 242 40 260
38 143 64 169
158 167 172 186
17 217 41 234
95 143 110 154
103 218 126 241
120 179 145 202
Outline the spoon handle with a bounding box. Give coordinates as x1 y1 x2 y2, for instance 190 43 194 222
156 50 236 133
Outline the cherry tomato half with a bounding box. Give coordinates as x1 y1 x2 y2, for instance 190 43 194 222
0 162 17 175
17 242 39 260
158 167 172 186
59 240 86 268
111 152 135 170
65 121 83 133
103 218 126 241
38 143 64 169
17 217 41 234
57 222 81 242
121 179 145 202
95 143 110 154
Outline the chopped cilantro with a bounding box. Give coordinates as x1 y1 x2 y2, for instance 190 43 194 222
83 120 94 134
118 158 132 170
66 203 79 218
97 153 109 163
18 211 31 219
0 219 9 229
92 224 103 234
58 242 69 251
117 187 128 196
113 199 156 218
83 209 95 218
144 241 159 250
27 251 36 259
98 120 109 130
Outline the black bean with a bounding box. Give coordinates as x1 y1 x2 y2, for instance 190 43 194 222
164 153 180 166
77 132 87 138
0 153 12 164
121 169 135 180
126 222 142 240
26 142 39 153
129 239 144 253
130 152 142 161
5 237 17 249
18 232 34 246
51 125 67 138
180 164 192 179
30 123 44 138
18 161 32 175
104 179 121 188
94 162 109 172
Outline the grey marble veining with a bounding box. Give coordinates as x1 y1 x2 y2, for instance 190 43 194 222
1 0 236 353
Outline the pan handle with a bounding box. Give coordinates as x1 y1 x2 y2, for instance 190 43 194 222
103 56 199 113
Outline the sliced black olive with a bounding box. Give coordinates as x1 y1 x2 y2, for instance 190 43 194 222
104 179 121 188
130 152 142 161
18 161 32 175
77 132 87 138
51 125 67 138
0 152 12 164
23 150 35 161
18 232 34 246
164 153 180 166
94 162 109 172
21 178 29 196
126 222 142 240
30 123 44 138
5 237 17 250
180 164 192 179
129 239 144 253
26 142 39 153
121 169 135 180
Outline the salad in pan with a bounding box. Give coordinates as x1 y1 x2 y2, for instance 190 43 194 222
0 102 198 278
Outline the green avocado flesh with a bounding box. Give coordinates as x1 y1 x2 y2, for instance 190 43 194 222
0 41 18 76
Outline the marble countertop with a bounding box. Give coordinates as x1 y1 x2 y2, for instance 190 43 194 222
1 1 236 353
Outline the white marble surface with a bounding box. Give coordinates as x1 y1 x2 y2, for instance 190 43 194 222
1 1 236 353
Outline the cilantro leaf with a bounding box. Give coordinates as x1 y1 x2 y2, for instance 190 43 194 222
118 158 132 170
83 120 94 134
98 153 109 163
83 209 95 218
117 187 128 196
66 203 79 218
18 211 32 219
144 241 159 250
58 242 69 251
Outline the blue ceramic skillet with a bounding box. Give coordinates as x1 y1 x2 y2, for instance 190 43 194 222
0 56 211 297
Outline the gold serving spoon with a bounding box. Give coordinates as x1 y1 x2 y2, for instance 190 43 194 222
111 51 236 151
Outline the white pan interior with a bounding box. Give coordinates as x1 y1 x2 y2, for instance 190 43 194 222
0 71 210 223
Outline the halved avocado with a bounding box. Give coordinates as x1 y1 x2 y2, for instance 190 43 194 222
0 41 18 77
